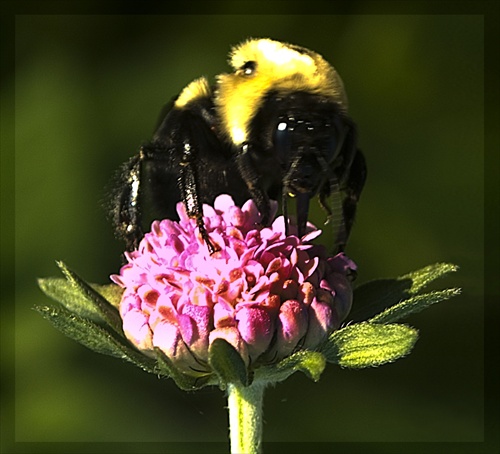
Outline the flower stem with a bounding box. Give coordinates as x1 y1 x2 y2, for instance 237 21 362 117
227 382 265 454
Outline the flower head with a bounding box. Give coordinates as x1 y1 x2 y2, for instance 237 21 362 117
111 195 356 376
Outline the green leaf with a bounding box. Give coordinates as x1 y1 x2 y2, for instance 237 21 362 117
53 261 123 335
369 288 461 324
208 338 249 388
34 304 157 374
154 348 215 391
254 350 326 384
350 262 459 322
323 322 418 368
402 262 459 294
38 276 106 322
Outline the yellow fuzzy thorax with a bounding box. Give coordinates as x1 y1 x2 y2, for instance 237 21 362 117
215 38 348 145
174 77 211 109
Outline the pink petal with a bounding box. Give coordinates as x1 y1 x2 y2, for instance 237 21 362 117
235 305 274 360
272 299 308 359
302 299 334 349
214 194 236 213
153 320 201 373
122 308 153 353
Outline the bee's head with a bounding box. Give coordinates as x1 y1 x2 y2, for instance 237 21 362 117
215 38 348 146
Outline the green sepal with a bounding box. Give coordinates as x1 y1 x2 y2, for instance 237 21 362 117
56 261 124 334
34 304 157 374
350 262 459 322
37 278 123 319
254 350 326 384
38 276 104 321
154 348 215 391
38 261 123 335
323 322 418 368
369 288 461 324
92 283 123 310
209 338 249 388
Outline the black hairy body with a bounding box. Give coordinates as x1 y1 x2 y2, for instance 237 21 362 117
109 39 366 253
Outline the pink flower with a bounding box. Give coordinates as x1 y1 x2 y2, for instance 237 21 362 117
111 195 356 376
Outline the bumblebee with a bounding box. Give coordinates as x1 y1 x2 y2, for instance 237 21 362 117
110 38 366 253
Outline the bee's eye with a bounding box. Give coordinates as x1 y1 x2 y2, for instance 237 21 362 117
241 61 256 75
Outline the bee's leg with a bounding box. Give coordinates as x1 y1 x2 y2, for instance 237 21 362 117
178 142 219 254
320 177 345 249
338 149 367 252
295 192 311 238
110 143 175 251
321 118 366 253
237 143 272 226
113 153 143 251
282 190 289 235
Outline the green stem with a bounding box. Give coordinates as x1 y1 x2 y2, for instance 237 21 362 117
227 382 265 454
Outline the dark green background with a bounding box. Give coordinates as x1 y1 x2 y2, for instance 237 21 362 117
4 9 495 453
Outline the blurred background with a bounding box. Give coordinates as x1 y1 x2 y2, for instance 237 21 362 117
3 9 495 453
